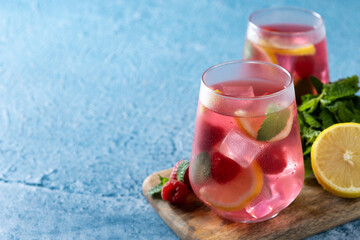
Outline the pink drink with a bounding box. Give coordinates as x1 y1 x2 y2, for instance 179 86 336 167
189 61 304 223
243 8 330 103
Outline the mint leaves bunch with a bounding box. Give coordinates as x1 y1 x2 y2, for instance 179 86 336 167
297 75 360 176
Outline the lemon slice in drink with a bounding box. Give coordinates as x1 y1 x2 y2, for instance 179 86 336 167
258 38 315 56
262 44 316 56
199 162 263 211
243 41 278 64
311 123 360 198
235 104 294 142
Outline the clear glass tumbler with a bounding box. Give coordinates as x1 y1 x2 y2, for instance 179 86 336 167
189 60 304 223
243 7 329 103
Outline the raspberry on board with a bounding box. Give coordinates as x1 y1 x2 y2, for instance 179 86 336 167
161 179 189 204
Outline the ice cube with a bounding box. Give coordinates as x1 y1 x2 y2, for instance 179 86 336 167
222 86 255 98
218 129 261 168
245 183 285 219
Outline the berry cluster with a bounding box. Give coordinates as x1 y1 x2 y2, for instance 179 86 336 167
147 159 191 204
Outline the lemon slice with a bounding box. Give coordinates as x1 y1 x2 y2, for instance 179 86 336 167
199 162 263 211
263 44 316 56
258 38 316 57
311 123 360 198
235 104 294 142
243 41 278 64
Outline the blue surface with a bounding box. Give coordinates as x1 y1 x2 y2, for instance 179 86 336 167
0 0 359 239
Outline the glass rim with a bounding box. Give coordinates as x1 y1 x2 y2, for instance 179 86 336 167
201 60 293 101
249 6 324 36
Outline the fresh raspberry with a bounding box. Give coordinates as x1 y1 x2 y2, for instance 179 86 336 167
256 145 287 174
294 56 315 79
161 179 189 204
198 122 225 152
170 159 190 187
211 152 241 184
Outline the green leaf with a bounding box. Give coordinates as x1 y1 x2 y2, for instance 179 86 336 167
303 145 312 156
257 108 290 141
319 108 335 129
337 104 353 122
352 111 360 123
159 175 169 185
310 76 324 94
176 160 189 182
301 93 318 103
301 126 321 145
146 183 163 196
298 111 306 131
298 97 319 113
303 111 322 128
325 101 355 123
191 152 211 184
304 157 313 177
323 75 359 102
353 96 360 109
325 101 343 113
146 175 169 196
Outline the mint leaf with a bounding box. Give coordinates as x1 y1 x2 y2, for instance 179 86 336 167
310 76 324 94
325 101 343 113
326 101 355 123
303 112 322 128
301 126 321 145
257 108 290 141
191 152 211 184
337 104 353 122
319 108 335 129
146 175 169 196
159 175 169 185
146 183 163 196
303 146 312 156
176 160 189 182
304 157 313 177
298 97 319 113
352 110 360 123
353 96 360 109
323 76 359 102
301 93 318 103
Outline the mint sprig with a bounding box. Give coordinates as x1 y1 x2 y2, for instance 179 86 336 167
176 160 189 183
146 175 169 196
191 152 211 184
257 106 290 141
298 75 360 176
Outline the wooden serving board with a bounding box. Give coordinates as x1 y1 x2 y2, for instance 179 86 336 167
142 168 360 240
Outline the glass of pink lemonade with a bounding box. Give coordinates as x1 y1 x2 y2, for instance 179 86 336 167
189 61 304 223
243 7 329 103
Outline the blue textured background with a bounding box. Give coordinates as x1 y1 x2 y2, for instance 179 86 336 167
0 0 359 239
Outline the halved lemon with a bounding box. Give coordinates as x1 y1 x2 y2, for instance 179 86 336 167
199 161 263 211
311 123 360 198
235 104 294 142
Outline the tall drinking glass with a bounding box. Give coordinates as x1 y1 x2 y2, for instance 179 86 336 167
243 7 329 103
189 61 304 223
